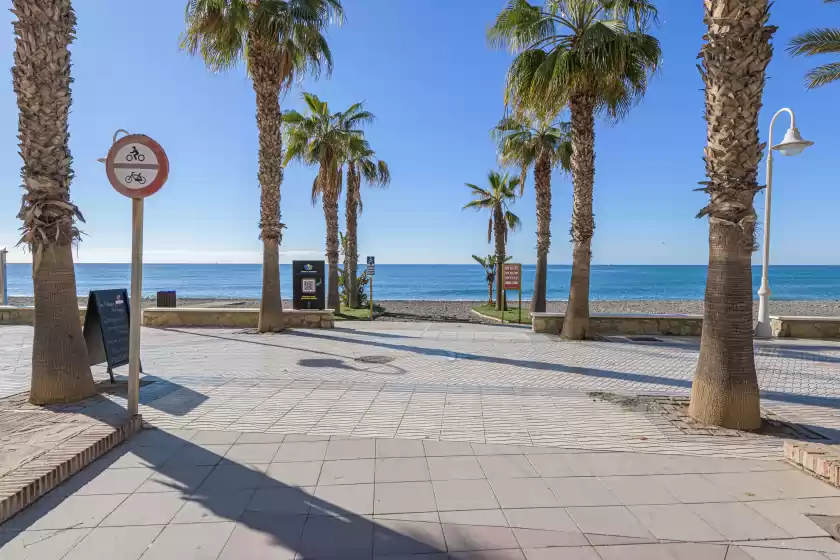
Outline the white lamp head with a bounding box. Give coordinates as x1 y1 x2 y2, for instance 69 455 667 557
772 127 814 157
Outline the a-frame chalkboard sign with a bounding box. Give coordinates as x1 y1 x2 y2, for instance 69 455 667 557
83 289 140 382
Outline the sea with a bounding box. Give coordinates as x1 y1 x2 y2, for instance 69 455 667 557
5 264 840 301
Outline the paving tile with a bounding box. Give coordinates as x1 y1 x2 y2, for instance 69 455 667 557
423 440 474 457
651 474 737 504
218 512 306 560
236 432 287 444
746 498 840 538
166 444 231 466
284 434 332 442
375 481 437 514
375 457 430 482
705 471 840 502
688 502 792 541
448 551 525 560
263 461 323 487
2 494 127 532
665 543 729 560
325 438 376 460
136 465 214 493
225 443 282 463
427 456 485 480
627 504 725 542
62 525 164 560
600 475 682 506
197 462 267 491
71 467 154 495
100 492 187 526
373 519 446 555
172 489 254 523
318 459 375 485
736 547 827 559
273 441 329 462
298 514 373 558
313 483 374 515
191 430 243 444
376 438 425 458
433 480 500 511
596 543 684 560
523 547 600 560
439 509 509 527
246 487 314 515
544 477 620 507
566 506 656 545
0 529 90 560
442 524 519 551
730 537 840 554
374 554 447 560
478 455 538 479
489 478 560 509
139 521 235 560
472 444 522 455
523 454 574 478
107 446 180 469
504 508 579 532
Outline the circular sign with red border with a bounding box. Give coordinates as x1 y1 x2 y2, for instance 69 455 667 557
105 134 169 199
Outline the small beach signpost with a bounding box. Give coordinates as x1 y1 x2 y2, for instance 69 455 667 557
503 263 523 324
103 131 169 416
366 256 375 321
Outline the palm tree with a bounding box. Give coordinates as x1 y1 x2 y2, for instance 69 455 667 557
182 0 343 332
493 112 572 313
472 254 513 305
344 136 390 308
283 93 372 312
689 0 775 429
464 172 522 311
489 0 661 340
788 0 840 89
12 0 97 404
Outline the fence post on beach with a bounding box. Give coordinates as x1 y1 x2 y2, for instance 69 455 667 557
0 247 7 306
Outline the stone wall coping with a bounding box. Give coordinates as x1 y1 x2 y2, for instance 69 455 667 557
531 312 702 320
771 315 840 322
144 307 334 316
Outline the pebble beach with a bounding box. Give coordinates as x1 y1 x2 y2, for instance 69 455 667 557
9 297 840 324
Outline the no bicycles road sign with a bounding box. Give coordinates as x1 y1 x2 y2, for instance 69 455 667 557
105 134 169 199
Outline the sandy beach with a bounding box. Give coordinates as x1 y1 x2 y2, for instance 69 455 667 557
9 297 840 323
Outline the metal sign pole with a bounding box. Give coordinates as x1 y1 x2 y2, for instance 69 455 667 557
128 199 144 416
519 283 522 325
369 277 373 321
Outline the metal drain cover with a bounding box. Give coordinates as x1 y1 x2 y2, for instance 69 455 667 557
355 355 395 364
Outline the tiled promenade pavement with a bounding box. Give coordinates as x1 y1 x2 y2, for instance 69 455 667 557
5 322 840 557
4 429 840 559
4 322 840 459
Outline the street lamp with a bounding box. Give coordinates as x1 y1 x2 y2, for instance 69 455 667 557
755 108 814 338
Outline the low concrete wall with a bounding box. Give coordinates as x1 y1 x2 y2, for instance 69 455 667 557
771 316 840 339
532 312 703 336
0 306 86 326
142 307 334 329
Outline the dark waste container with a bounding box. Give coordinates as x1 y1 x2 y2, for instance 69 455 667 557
156 290 176 308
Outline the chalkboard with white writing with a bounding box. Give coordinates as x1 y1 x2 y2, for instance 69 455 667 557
83 289 133 381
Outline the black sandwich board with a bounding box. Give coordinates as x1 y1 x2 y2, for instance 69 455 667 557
83 289 140 381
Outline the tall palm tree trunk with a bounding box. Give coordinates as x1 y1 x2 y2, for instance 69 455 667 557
324 182 341 313
345 164 360 308
250 41 284 333
531 153 552 313
562 93 596 340
689 0 774 429
13 0 96 404
494 206 507 312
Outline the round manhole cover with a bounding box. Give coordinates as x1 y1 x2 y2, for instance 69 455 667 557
355 355 395 364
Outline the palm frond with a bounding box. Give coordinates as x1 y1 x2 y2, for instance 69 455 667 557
805 61 840 88
789 28 840 56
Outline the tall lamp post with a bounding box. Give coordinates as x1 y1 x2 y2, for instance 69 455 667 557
755 108 814 338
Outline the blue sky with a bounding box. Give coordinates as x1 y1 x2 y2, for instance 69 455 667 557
1 0 839 265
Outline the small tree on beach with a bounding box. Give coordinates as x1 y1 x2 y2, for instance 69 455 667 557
283 93 372 312
182 0 343 332
472 254 512 305
689 0 775 429
344 136 390 308
464 172 521 311
788 0 840 89
493 112 572 314
489 0 661 340
12 0 97 404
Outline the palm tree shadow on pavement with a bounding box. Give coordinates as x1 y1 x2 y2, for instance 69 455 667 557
0 382 446 558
